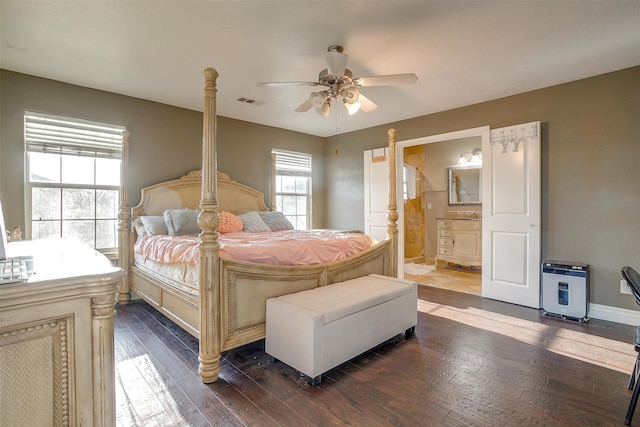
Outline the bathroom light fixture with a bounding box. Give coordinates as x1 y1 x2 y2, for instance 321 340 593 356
469 149 482 165
456 149 482 166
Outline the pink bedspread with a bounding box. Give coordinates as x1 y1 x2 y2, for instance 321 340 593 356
134 230 376 266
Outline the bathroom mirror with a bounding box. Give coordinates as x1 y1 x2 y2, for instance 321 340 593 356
448 165 482 205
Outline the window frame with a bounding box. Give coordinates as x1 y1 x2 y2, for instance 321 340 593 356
24 111 125 256
272 149 312 230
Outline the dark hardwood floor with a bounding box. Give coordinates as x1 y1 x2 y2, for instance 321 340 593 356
115 286 637 426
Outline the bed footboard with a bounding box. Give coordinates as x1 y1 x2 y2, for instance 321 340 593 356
129 238 390 354
219 239 391 351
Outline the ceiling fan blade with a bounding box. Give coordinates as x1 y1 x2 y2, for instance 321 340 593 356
258 81 321 87
353 73 418 87
295 95 316 112
327 49 348 77
358 93 378 112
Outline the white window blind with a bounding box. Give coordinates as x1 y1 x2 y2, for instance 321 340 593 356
25 111 125 158
273 150 312 176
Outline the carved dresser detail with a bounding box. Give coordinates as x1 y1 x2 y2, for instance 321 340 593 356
0 240 124 426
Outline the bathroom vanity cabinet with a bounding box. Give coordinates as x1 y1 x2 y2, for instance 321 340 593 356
435 219 482 269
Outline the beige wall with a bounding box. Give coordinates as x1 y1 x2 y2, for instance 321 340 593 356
325 66 640 310
2 67 638 311
0 70 326 231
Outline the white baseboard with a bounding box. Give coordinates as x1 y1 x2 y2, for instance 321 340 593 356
588 303 640 326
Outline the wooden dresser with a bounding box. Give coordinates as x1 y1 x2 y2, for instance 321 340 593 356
0 239 124 427
435 219 482 269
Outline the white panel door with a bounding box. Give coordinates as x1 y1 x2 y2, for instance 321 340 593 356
482 122 541 308
364 148 389 243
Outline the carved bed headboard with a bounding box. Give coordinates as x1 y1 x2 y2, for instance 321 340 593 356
131 170 270 218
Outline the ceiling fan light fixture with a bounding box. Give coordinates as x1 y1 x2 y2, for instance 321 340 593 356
317 100 331 117
310 91 328 108
342 86 360 103
260 46 414 118
344 101 361 115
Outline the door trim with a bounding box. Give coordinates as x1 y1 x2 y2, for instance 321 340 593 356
395 126 490 278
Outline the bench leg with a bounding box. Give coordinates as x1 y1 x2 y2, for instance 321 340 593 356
306 375 322 386
405 326 416 339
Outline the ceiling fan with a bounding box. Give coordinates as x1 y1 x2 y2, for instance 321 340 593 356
258 45 418 117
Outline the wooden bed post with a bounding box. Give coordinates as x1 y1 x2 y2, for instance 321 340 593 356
198 67 221 383
117 130 131 304
387 128 398 277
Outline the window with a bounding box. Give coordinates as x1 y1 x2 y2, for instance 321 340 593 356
272 150 312 230
403 165 408 201
25 112 125 255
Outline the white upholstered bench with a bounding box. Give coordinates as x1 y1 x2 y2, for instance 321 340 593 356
265 274 417 385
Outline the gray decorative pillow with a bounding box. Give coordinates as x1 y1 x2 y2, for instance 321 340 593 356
139 216 168 236
164 209 201 236
132 217 147 236
238 211 271 232
258 211 294 231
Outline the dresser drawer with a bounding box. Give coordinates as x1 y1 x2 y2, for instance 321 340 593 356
439 238 452 247
440 229 452 237
439 247 452 255
438 220 453 229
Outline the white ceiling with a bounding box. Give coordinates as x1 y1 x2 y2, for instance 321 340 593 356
2 1 639 137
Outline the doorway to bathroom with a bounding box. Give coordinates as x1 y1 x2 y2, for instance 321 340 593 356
401 133 483 296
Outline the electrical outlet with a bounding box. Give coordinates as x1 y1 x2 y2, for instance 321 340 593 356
621 278 632 294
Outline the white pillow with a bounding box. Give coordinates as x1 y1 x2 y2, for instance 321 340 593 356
238 211 271 232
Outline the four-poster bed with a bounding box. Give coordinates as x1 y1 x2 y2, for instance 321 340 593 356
117 68 400 383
